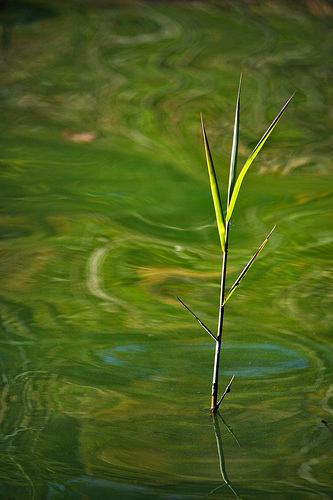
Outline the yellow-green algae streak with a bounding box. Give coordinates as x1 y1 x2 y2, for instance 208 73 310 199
0 1 332 498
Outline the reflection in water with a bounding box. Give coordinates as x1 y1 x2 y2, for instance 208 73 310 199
207 413 240 500
221 342 309 378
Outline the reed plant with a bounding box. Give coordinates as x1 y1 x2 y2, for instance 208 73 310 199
178 77 294 413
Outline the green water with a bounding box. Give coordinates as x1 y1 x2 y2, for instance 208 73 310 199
0 1 332 498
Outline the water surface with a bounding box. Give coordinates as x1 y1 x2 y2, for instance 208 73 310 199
0 1 332 498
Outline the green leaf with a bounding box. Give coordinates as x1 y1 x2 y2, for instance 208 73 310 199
222 225 276 306
201 114 226 253
226 92 295 223
227 74 242 208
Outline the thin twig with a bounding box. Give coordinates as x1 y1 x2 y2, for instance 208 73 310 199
212 375 235 413
177 296 217 342
222 225 276 306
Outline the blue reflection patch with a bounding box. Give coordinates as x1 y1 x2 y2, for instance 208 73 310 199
98 344 143 366
96 344 158 379
221 342 309 378
98 355 128 366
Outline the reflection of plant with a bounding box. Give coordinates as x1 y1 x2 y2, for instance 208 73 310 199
205 413 240 500
179 76 294 412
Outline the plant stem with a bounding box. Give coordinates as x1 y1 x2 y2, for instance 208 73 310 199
211 77 241 412
211 222 230 412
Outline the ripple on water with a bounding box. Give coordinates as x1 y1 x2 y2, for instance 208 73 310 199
98 344 143 366
220 343 309 378
96 341 308 380
96 344 159 379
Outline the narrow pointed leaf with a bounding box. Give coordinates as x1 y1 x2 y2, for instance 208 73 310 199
201 114 226 253
227 74 241 208
222 225 276 306
226 92 295 223
177 296 217 342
